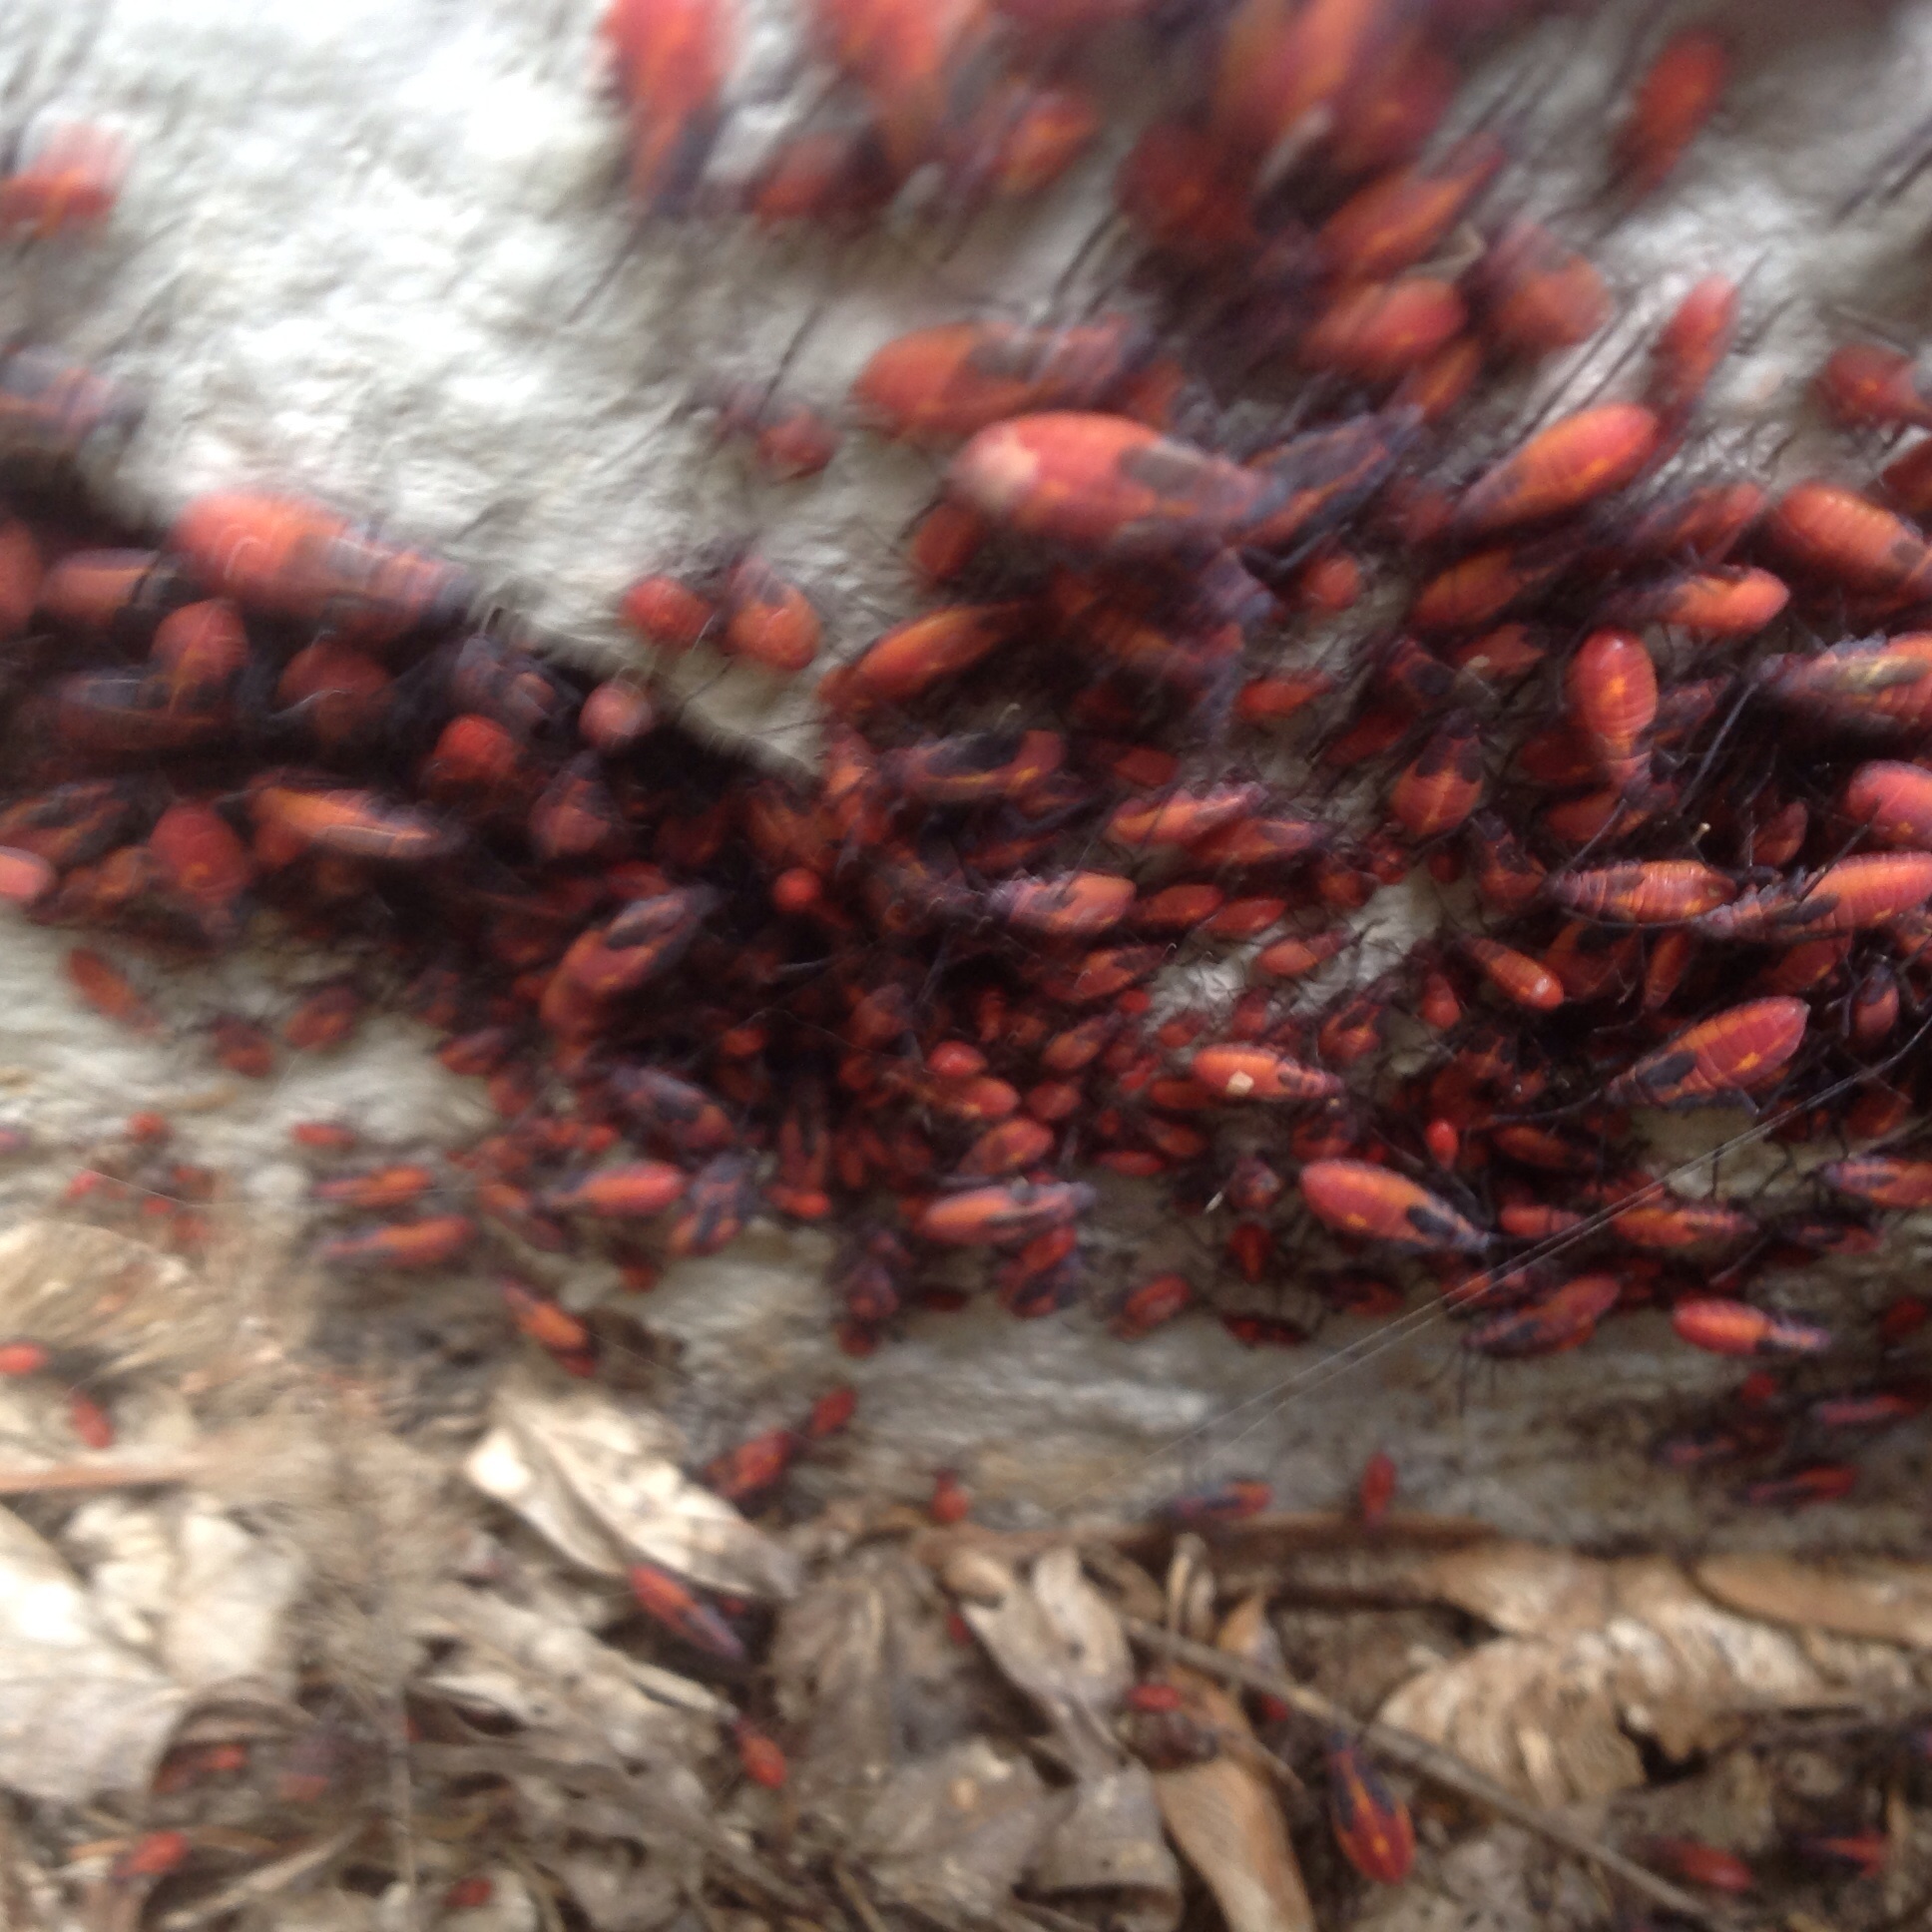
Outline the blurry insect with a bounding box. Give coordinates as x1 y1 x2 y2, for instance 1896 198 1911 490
1671 1298 1831 1357
1649 1839 1752 1893
1169 1478 1270 1525
1615 27 1728 195
626 1558 746 1661
1356 1450 1396 1526
947 413 1269 560
171 493 472 644
0 120 128 237
1325 1734 1415 1884
730 1717 788 1788
1299 1160 1488 1253
1740 1463 1856 1507
600 0 734 214
852 318 1145 445
1450 405 1660 539
314 1216 477 1269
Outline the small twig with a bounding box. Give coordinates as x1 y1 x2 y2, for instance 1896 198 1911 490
0 1456 201 1494
155 1821 364 1931
831 1859 894 1932
912 1509 1495 1571
506 1846 568 1932
1122 1619 1752 1932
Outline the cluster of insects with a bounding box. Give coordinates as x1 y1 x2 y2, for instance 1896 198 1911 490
2 0 1932 1867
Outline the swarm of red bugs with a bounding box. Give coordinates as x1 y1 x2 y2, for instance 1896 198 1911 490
4 0 1932 1673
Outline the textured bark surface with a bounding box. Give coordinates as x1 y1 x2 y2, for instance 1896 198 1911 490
0 0 1929 1548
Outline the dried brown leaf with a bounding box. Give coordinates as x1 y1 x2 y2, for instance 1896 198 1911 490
851 1737 1064 1921
946 1545 1125 1777
1407 1541 1613 1640
771 1546 973 1831
1028 1763 1183 1932
1381 1547 1923 1803
464 1372 798 1600
417 1580 722 1764
1694 1553 1932 1650
0 1505 185 1802
1152 1675 1314 1932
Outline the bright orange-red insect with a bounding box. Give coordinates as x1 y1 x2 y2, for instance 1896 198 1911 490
1325 1734 1415 1884
283 980 366 1052
1548 860 1735 924
1616 28 1728 195
1843 760 1932 848
1817 341 1932 431
947 413 1267 560
542 1160 688 1218
1607 565 1787 639
1387 713 1483 838
1607 997 1807 1108
721 556 820 673
0 121 128 238
108 1829 191 1885
1111 1271 1195 1340
1356 1449 1396 1526
0 846 53 909
731 1716 789 1788
67 1389 115 1449
66 946 158 1032
1409 542 1568 633
1209 0 1414 167
579 677 657 754
1612 1197 1754 1251
1477 221 1611 357
1649 1840 1758 1893
914 1180 1093 1246
248 779 457 865
985 871 1135 936
852 319 1142 445
500 1278 591 1355
315 1215 476 1269
149 801 252 940
621 573 717 652
600 0 733 214
1300 278 1466 382
704 1426 801 1502
1315 134 1506 282
806 1385 857 1436
1763 483 1932 602
819 604 1024 715
626 1558 745 1661
1566 628 1656 795
1190 1044 1342 1103
170 492 470 645
1465 1273 1621 1358
1461 936 1564 1011
311 1165 436 1211
1820 1156 1932 1209
1300 1160 1487 1253
1784 851 1932 933
1671 1297 1830 1357
928 1467 972 1524
1451 404 1659 539
1648 273 1738 433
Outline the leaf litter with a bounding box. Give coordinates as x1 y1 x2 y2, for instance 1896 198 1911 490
0 1218 1923 1932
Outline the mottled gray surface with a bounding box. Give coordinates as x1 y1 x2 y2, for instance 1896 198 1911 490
0 0 1929 1550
